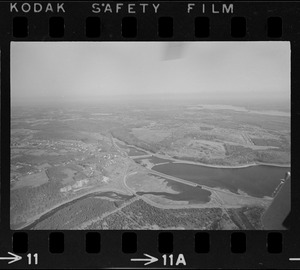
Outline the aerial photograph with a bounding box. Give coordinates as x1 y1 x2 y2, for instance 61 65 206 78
10 42 290 230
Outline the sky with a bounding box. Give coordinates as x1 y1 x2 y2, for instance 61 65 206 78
11 42 290 106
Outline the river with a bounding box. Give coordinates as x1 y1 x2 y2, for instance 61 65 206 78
22 191 134 230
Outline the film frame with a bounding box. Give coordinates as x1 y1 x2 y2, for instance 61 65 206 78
0 0 299 269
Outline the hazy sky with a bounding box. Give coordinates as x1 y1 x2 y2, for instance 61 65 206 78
11 42 290 105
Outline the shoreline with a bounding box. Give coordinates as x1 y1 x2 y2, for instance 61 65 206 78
113 137 290 169
169 159 290 169
144 153 291 169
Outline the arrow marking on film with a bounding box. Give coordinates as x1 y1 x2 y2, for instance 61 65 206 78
131 253 158 266
0 252 22 264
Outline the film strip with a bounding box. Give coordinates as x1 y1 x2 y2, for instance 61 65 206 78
0 1 298 269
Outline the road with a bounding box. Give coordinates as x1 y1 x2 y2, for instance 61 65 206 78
146 167 261 199
147 169 198 187
110 136 269 204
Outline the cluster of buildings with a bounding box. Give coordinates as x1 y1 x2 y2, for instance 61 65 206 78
60 179 90 193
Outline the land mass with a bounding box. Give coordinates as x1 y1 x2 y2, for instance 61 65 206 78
10 103 290 230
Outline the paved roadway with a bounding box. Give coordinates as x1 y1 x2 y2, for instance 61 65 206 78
111 135 256 199
147 169 198 187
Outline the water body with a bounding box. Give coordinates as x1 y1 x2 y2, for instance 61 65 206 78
193 104 290 117
128 147 147 156
116 142 127 149
134 156 173 164
138 176 211 203
148 156 173 164
22 191 134 230
152 163 290 198
115 141 147 156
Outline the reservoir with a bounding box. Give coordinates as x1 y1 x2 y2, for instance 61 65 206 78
134 156 173 164
148 156 173 164
115 141 148 156
138 175 211 203
152 163 290 198
128 146 147 156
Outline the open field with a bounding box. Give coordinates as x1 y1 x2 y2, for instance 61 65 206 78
126 172 178 194
12 171 49 190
